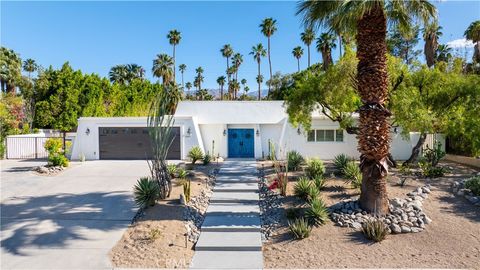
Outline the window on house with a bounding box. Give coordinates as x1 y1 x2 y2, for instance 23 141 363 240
307 129 344 142
336 129 344 142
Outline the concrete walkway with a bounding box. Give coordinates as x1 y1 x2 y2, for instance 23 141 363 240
190 160 263 269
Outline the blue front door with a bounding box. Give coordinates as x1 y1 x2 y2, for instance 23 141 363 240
228 129 255 158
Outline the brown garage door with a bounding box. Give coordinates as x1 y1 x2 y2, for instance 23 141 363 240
99 127 181 160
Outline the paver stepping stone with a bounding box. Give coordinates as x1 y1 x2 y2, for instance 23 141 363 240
214 182 258 192
195 231 262 251
201 213 260 231
206 203 260 215
190 251 262 269
210 191 258 203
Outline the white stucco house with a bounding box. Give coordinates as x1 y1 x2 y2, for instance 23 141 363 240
70 101 444 161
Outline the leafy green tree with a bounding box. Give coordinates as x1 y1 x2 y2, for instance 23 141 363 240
301 28 315 67
0 47 22 93
109 65 128 84
316 33 336 70
167 29 181 81
464 20 480 63
260 17 277 92
297 0 436 215
292 46 304 72
250 43 267 100
387 25 421 66
23 59 38 79
436 44 452 63
152 54 174 85
423 21 442 67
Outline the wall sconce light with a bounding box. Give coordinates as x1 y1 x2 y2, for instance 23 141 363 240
85 128 90 136
186 127 191 137
297 127 301 135
256 129 260 136
223 129 227 136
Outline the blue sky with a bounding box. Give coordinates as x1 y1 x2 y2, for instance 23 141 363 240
2 1 479 90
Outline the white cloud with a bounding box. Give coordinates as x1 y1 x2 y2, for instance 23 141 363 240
446 38 475 49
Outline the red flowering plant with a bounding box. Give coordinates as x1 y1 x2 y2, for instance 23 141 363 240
268 140 288 196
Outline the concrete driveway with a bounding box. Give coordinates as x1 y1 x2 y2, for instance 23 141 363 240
0 160 150 269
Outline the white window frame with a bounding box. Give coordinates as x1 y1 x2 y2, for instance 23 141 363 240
306 129 344 143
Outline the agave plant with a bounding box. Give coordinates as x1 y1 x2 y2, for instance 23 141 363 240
333 154 352 175
133 177 159 208
305 197 329 226
306 158 325 179
288 217 312 239
188 146 204 164
344 161 362 189
294 177 312 201
362 219 389 242
167 164 177 178
287 150 304 171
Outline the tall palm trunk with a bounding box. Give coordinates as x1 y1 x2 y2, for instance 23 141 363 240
257 60 261 100
356 5 390 216
267 37 272 92
307 45 311 67
226 57 230 85
321 48 333 70
297 58 300 72
474 42 480 63
424 36 436 67
173 45 176 82
339 35 343 57
220 85 224 100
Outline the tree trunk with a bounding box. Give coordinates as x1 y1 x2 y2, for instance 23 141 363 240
181 72 184 89
307 45 311 67
258 61 261 100
424 37 435 68
403 132 427 166
173 45 176 82
339 35 343 57
297 58 300 72
356 4 390 216
474 42 480 63
268 36 272 93
1 80 5 92
226 57 230 85
220 85 223 100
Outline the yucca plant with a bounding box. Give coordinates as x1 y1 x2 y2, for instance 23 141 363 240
313 176 325 191
183 179 191 203
288 217 312 239
133 177 159 208
188 146 204 164
306 184 320 202
287 150 304 171
306 158 325 179
167 164 177 178
305 197 329 226
203 153 211 165
294 177 312 201
344 161 362 189
177 168 188 179
333 154 352 175
362 219 389 242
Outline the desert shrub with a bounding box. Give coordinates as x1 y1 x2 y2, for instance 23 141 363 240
288 217 312 239
306 158 325 179
362 219 389 242
465 176 480 196
44 138 69 167
344 161 362 189
333 154 352 174
306 184 320 202
203 153 211 165
149 228 162 241
188 146 204 164
423 141 445 167
133 177 159 208
167 164 177 178
313 176 326 191
294 177 312 201
287 150 304 171
183 179 191 203
419 160 448 178
305 197 329 226
285 208 302 220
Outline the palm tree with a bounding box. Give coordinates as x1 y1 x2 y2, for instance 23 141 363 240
217 76 226 100
126 64 145 80
240 78 247 96
464 20 480 63
152 54 174 85
194 67 204 90
292 46 304 72
316 32 337 70
260 17 277 92
232 53 243 92
221 44 234 83
250 43 267 100
230 79 240 100
167 29 181 81
185 82 192 93
109 64 129 84
423 21 442 67
1 47 22 93
256 75 264 100
436 44 452 63
301 28 315 68
178 64 187 88
22 58 38 79
297 0 436 215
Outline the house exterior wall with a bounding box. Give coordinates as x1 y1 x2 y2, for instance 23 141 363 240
70 101 445 161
